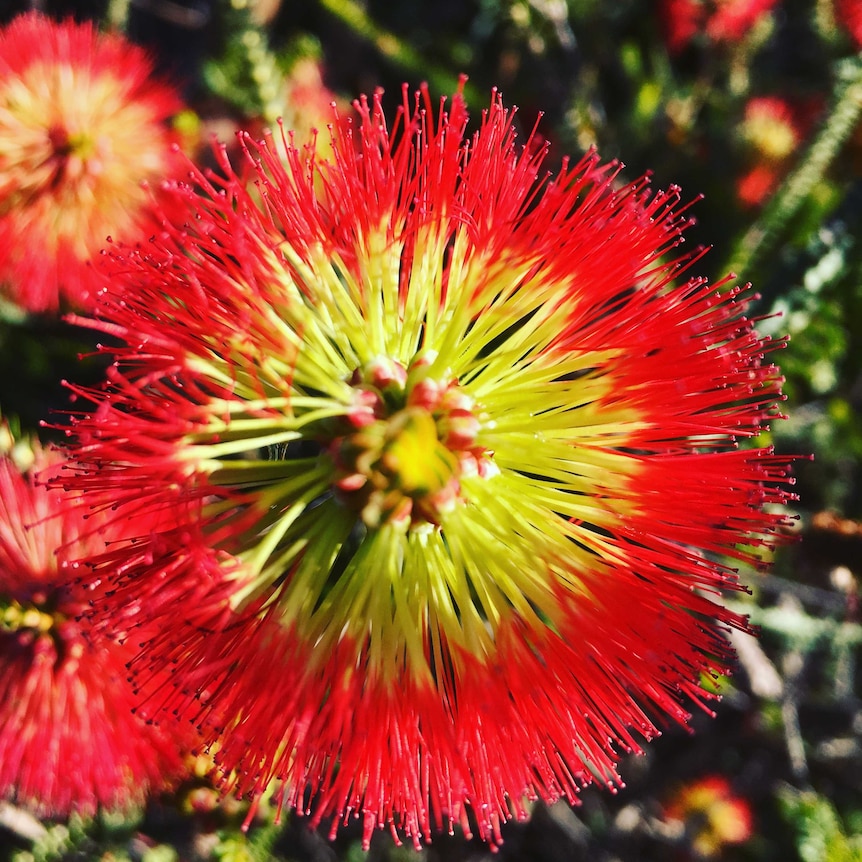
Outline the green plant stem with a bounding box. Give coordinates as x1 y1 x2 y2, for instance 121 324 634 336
722 56 862 281
247 822 281 862
107 0 131 28
316 0 483 105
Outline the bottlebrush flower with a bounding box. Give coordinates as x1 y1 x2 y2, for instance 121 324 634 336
60 84 795 848
835 0 862 49
740 97 802 162
658 0 779 54
735 96 815 208
657 0 703 54
275 55 348 171
281 56 344 142
209 54 345 177
0 12 185 314
663 775 753 857
736 162 783 209
706 0 779 41
0 435 192 817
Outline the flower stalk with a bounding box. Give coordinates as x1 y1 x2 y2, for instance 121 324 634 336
724 55 862 279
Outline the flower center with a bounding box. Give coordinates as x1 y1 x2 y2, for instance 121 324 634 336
0 590 62 637
47 124 101 183
327 353 494 529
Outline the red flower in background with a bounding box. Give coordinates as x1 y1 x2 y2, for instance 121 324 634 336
281 55 345 145
659 0 779 53
60 85 795 847
736 162 783 209
835 0 862 48
0 13 185 314
658 0 702 54
740 97 803 162
663 775 754 857
735 96 818 208
707 0 779 41
0 436 192 817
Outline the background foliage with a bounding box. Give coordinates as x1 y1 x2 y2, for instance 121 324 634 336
1 0 861 859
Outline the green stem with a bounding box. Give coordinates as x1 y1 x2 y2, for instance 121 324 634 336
106 0 131 29
316 0 483 105
246 821 283 862
722 56 862 281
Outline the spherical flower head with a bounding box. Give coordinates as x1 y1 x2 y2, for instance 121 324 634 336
736 162 782 209
0 12 185 314
735 96 816 208
663 775 754 857
62 83 796 847
658 0 779 53
706 0 779 41
0 436 193 817
835 0 862 49
740 97 801 162
282 56 345 146
657 0 703 55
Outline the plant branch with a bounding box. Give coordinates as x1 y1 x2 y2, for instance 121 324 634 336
722 56 862 281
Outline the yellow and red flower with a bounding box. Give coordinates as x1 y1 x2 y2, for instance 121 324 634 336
735 96 816 208
281 55 345 147
60 85 795 847
663 775 754 857
658 0 779 54
835 0 862 49
0 13 185 313
0 436 192 817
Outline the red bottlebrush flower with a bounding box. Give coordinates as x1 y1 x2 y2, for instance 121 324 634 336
0 13 185 314
663 775 754 857
213 55 345 174
835 0 862 49
740 97 803 162
0 436 192 817
658 0 779 53
282 56 345 144
735 96 815 208
706 0 779 42
657 0 709 53
60 85 796 848
736 162 782 208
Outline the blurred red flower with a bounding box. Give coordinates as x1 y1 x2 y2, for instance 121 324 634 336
835 0 862 48
659 0 779 53
60 85 795 847
0 13 185 314
707 0 779 41
0 436 192 817
736 162 783 208
663 775 754 857
735 96 817 208
281 55 346 144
